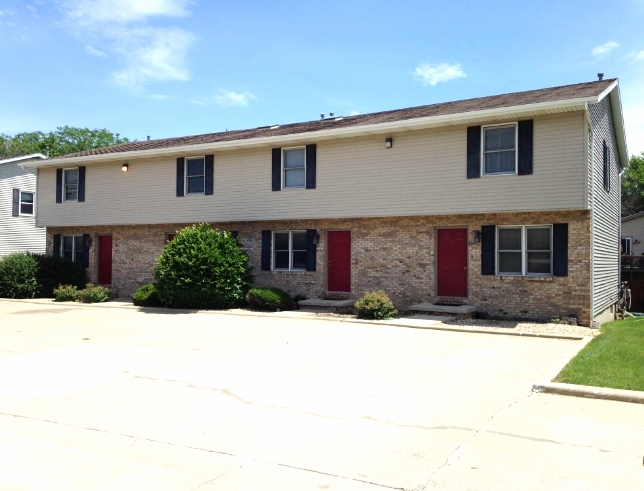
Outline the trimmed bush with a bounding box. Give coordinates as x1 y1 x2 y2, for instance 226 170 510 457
132 283 164 307
77 284 110 303
53 284 79 302
354 290 397 320
153 224 253 309
0 253 39 299
246 287 294 312
30 253 87 297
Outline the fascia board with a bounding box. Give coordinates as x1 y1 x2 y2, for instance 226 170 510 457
24 97 598 169
0 153 47 166
608 85 629 168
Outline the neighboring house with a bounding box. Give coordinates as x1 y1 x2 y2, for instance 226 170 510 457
25 79 627 326
0 153 47 256
621 212 644 255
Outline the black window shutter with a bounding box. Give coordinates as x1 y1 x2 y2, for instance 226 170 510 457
467 126 481 179
53 234 61 257
552 223 568 277
603 142 610 192
261 231 271 271
305 144 316 189
205 154 214 195
306 229 317 272
82 234 91 268
176 157 185 197
517 119 533 175
56 169 63 203
481 225 496 275
78 166 86 202
272 148 281 191
12 189 19 216
230 231 239 239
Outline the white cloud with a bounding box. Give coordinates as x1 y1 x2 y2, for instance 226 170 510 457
150 93 173 100
110 27 193 90
61 0 190 28
591 41 619 59
86 44 107 57
59 0 193 90
414 62 466 86
213 90 257 107
625 50 644 63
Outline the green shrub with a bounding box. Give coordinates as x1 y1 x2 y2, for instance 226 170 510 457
132 283 164 307
77 284 110 303
30 253 87 297
153 224 253 309
246 287 294 311
0 253 39 299
53 284 79 302
354 290 397 320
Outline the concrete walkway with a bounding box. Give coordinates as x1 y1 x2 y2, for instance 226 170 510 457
0 299 643 490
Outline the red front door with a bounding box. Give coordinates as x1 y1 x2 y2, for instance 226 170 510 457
98 235 113 285
437 228 468 297
327 231 351 292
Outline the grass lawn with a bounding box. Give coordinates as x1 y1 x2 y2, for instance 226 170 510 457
555 317 644 391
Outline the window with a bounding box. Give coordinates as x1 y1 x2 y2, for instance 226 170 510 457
185 157 205 194
273 231 307 270
622 237 632 255
283 148 305 188
483 124 517 175
63 168 79 201
497 226 552 276
603 140 610 192
19 191 34 215
62 235 84 266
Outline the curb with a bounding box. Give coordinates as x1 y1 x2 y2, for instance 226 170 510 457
532 381 644 405
3 298 586 340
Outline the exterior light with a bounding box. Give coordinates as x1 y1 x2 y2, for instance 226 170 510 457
122 162 129 172
385 137 393 148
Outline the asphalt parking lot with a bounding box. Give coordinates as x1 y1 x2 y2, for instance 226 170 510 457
1 299 643 490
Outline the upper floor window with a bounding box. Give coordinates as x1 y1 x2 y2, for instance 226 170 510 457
64 168 79 201
497 225 552 276
186 157 205 194
20 191 34 215
283 148 306 188
483 124 517 175
603 140 610 192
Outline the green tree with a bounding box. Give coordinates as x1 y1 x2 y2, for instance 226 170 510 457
622 152 644 217
0 126 129 158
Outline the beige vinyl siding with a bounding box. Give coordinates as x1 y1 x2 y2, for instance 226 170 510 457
0 163 46 256
589 97 621 317
36 111 587 227
622 217 644 255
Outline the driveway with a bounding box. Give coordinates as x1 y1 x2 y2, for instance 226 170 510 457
0 299 642 490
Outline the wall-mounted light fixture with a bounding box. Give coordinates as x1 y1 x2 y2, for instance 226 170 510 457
121 162 129 172
473 230 481 244
385 137 393 149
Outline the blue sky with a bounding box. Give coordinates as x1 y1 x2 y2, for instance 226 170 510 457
1 0 643 156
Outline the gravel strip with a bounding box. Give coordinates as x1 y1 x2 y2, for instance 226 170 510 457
438 318 598 337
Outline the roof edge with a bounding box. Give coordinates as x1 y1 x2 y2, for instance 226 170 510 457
0 153 47 165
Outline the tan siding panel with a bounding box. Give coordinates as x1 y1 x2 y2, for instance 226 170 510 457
36 112 588 227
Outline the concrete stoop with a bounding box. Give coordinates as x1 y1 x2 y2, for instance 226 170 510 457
407 303 477 318
297 298 355 314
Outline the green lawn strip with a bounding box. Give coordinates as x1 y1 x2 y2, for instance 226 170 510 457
555 317 644 391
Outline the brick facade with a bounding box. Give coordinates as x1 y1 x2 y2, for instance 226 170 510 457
47 209 595 326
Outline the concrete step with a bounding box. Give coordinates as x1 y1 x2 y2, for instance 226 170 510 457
407 303 476 318
297 298 355 313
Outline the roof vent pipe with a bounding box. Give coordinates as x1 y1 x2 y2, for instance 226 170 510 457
147 135 151 141
597 73 604 81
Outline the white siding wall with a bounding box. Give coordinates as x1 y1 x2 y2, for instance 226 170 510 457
589 97 621 317
0 163 46 256
621 217 644 255
36 112 588 227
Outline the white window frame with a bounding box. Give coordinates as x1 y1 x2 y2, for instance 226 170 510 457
185 156 205 195
63 168 79 202
19 190 35 216
481 123 518 176
272 230 307 271
496 225 552 277
622 237 633 255
282 147 306 189
61 234 84 266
